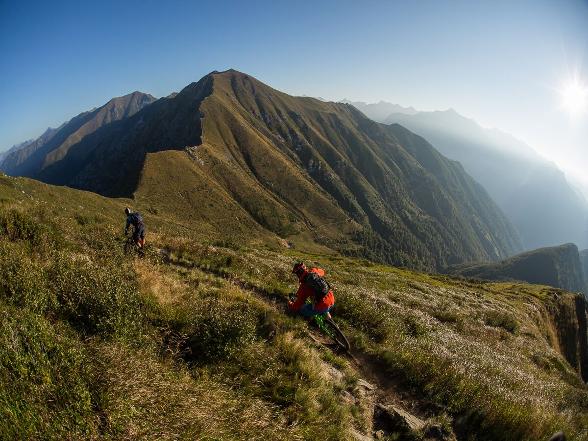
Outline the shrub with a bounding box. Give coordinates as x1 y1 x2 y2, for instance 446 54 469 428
403 315 427 338
0 303 96 439
334 289 398 343
0 209 50 247
432 308 462 325
180 300 259 363
49 253 146 340
484 310 519 334
0 242 54 312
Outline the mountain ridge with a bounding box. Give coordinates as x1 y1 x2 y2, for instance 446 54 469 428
0 91 157 177
351 101 588 250
446 242 588 295
0 70 522 271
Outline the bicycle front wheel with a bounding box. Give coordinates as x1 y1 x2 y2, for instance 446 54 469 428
323 317 350 351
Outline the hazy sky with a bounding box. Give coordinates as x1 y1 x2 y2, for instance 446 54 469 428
1 0 587 192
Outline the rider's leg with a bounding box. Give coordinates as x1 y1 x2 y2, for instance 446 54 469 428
299 304 316 318
138 225 146 248
299 304 332 318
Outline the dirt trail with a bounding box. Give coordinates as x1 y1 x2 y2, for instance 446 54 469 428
162 252 454 440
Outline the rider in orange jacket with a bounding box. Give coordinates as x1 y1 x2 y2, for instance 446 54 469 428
288 262 335 317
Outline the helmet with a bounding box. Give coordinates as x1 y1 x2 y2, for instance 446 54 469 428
124 207 131 215
292 262 306 276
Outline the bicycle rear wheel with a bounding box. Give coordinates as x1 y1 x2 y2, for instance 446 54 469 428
323 317 350 351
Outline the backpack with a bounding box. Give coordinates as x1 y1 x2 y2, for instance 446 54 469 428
129 213 144 226
303 271 331 303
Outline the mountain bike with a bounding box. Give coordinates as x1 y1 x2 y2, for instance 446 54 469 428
290 296 350 352
123 235 145 257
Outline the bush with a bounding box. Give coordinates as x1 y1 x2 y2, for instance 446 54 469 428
0 209 46 243
0 303 96 439
0 242 54 312
180 300 259 363
484 310 519 334
432 308 462 325
49 253 146 340
334 289 398 343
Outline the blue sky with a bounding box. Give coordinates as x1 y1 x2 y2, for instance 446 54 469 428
1 0 587 190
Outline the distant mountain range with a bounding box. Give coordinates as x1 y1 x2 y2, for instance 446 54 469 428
0 70 522 271
446 243 588 295
340 100 418 121
0 92 156 178
0 126 62 168
350 101 588 251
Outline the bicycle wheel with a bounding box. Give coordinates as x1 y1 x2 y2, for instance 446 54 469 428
323 317 351 351
123 239 134 255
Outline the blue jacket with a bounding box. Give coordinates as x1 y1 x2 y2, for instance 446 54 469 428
125 212 144 234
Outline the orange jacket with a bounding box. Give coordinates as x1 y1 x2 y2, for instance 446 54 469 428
289 267 335 312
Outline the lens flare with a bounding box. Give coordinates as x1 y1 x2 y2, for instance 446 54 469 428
559 77 588 117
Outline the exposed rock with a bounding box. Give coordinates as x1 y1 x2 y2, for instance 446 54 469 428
357 378 376 391
547 293 588 381
340 390 356 405
581 249 588 295
374 403 425 436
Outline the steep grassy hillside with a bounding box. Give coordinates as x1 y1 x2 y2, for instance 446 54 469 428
0 173 586 441
2 70 522 271
369 108 588 251
446 243 587 295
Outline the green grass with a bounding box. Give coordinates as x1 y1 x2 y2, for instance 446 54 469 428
159 241 588 440
0 182 363 439
0 303 95 439
0 175 586 440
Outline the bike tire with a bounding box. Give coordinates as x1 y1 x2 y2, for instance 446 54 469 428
124 239 133 255
323 317 351 351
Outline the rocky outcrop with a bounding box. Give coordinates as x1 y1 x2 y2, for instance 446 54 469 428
547 292 588 381
581 249 588 295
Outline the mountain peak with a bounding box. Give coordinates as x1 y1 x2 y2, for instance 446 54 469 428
106 91 156 105
2 72 522 270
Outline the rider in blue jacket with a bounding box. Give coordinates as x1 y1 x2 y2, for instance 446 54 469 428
124 207 146 248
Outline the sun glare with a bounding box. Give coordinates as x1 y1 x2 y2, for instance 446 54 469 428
559 77 588 117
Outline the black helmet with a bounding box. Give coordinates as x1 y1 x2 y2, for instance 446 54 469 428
292 262 306 276
124 207 131 215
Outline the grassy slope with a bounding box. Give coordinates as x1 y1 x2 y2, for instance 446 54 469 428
193 70 521 269
0 173 586 440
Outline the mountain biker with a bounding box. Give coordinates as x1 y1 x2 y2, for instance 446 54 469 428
124 207 146 248
288 262 335 318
